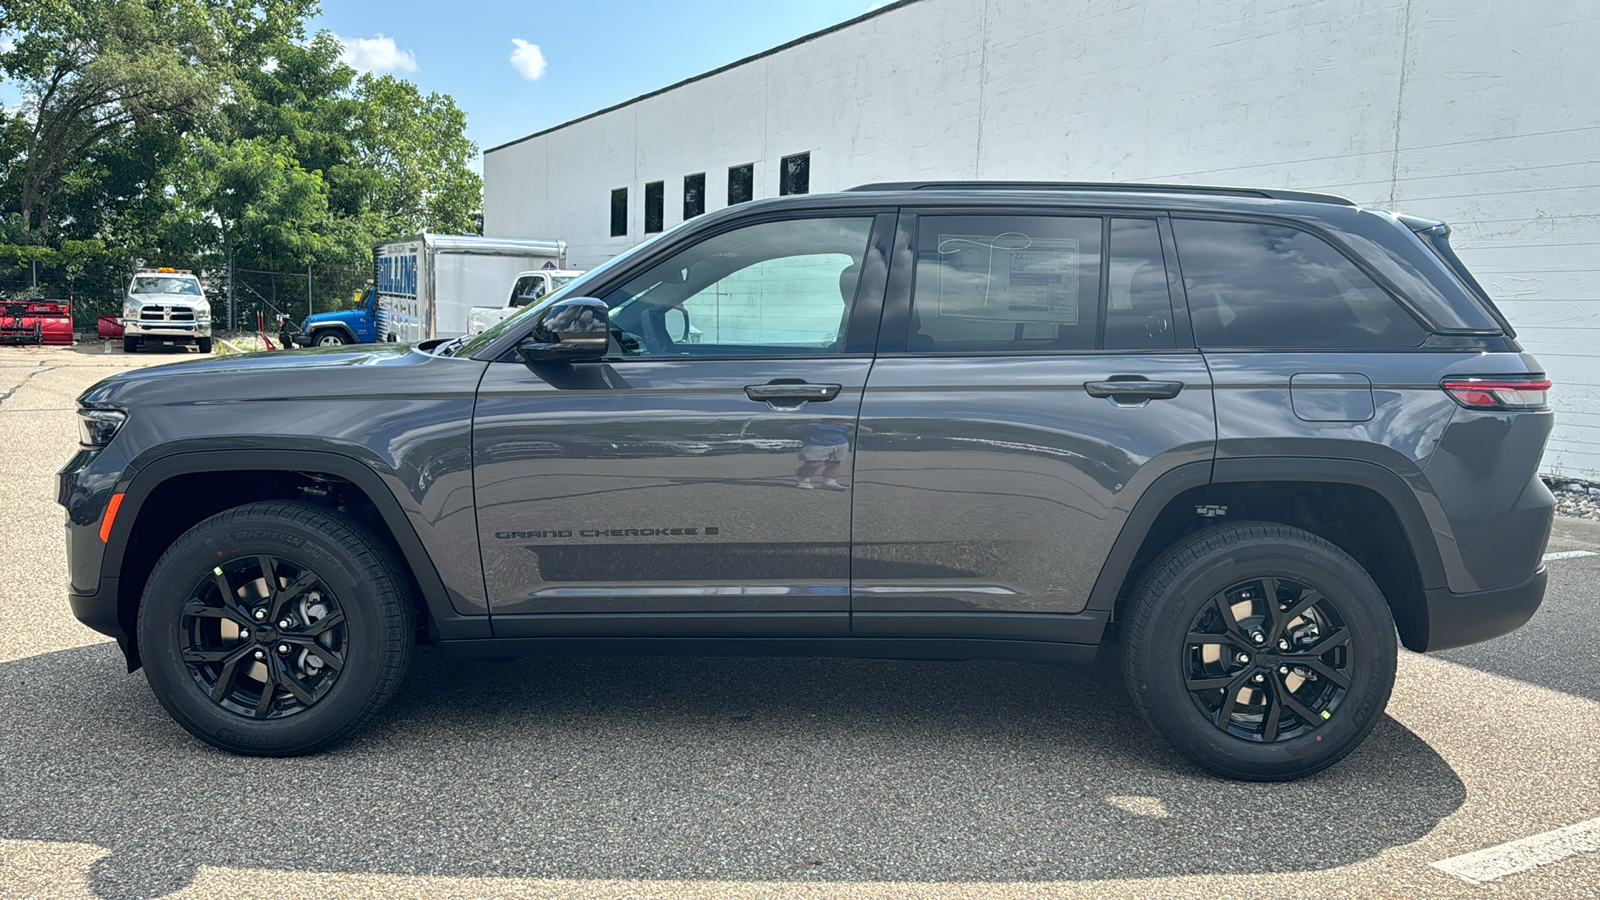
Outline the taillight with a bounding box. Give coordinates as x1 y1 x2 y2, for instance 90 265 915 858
1441 375 1551 410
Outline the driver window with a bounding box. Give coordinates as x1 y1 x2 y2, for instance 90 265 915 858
510 275 547 308
601 217 875 357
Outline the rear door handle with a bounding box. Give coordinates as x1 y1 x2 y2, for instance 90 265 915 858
745 382 841 406
1084 377 1185 401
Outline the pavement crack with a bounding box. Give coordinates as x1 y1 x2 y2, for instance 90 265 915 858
0 363 60 409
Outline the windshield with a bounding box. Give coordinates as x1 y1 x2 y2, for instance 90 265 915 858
131 276 202 296
452 235 664 358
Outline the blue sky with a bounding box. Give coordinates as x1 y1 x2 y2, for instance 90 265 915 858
312 1 887 157
1 2 889 161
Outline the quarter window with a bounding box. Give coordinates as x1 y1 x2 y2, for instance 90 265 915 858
603 217 875 357
1172 218 1427 349
908 215 1102 352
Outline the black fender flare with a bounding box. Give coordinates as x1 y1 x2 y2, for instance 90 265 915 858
307 324 358 345
1084 457 1447 614
108 448 489 644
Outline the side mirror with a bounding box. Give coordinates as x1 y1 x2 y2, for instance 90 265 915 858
515 297 609 364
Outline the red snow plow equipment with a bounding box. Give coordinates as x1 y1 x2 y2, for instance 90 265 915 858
1 297 73 346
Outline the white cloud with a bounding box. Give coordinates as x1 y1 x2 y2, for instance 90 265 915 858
336 33 417 74
509 39 546 80
0 36 17 54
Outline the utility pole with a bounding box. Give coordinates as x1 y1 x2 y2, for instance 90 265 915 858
307 263 313 318
227 247 235 331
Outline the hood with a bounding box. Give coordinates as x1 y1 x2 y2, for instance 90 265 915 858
78 343 425 407
303 308 368 327
127 293 210 308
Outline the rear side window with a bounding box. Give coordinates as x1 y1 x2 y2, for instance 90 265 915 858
1105 218 1176 350
909 215 1102 352
1172 219 1427 349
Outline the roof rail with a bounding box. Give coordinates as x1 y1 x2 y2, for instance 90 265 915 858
843 181 1356 206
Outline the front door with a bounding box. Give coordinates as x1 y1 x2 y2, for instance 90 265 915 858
473 212 893 636
851 212 1217 641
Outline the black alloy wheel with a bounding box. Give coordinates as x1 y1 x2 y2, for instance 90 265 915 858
1121 521 1396 781
1183 575 1352 743
138 501 413 755
180 554 347 719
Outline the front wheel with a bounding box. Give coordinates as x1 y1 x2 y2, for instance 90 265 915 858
1121 522 1397 781
136 501 414 755
196 337 212 353
314 331 347 346
123 337 138 353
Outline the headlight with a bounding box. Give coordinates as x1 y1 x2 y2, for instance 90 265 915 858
195 307 211 322
77 408 127 448
123 301 139 318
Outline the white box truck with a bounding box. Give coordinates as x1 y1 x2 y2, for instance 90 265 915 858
370 234 567 343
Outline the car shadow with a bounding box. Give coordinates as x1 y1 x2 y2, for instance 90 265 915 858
1436 557 1600 702
0 642 1464 898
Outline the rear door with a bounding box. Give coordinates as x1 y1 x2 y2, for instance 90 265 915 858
850 210 1216 641
473 211 894 636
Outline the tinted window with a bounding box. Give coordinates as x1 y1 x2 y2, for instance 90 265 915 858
683 173 705 219
603 217 874 357
509 275 546 308
728 164 754 205
1105 218 1175 350
909 216 1102 352
644 181 664 234
780 152 810 196
1173 219 1427 349
609 188 627 237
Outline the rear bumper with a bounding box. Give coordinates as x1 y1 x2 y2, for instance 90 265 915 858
1419 567 1547 652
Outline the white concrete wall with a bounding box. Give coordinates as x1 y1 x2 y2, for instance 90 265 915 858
483 0 1600 477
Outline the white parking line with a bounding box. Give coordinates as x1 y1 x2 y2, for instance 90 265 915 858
1542 550 1597 561
1430 816 1600 884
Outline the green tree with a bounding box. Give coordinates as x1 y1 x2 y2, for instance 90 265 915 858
0 0 312 238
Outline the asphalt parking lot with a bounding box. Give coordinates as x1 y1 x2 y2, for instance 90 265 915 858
2 345 1596 900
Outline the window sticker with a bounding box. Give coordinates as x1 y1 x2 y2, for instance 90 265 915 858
935 233 1081 324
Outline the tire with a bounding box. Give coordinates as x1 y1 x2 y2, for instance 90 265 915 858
196 337 212 353
1121 522 1397 781
123 337 138 353
314 331 347 346
136 501 414 755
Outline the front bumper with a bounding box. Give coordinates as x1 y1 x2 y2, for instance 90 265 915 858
1419 567 1547 652
122 320 211 338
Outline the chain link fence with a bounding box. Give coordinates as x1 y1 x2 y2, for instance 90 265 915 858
0 252 370 338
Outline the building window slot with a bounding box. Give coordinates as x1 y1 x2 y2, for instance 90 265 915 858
780 152 810 196
684 173 706 219
728 164 754 205
610 188 628 237
645 181 665 233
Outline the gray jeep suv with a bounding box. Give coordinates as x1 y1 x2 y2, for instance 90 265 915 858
59 183 1554 780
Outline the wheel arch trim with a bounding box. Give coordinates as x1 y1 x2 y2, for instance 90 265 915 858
1086 457 1447 614
106 448 488 643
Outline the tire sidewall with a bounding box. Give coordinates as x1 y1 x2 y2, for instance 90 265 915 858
138 513 392 754
1131 535 1397 779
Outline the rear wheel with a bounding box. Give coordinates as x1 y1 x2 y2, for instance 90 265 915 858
314 331 347 346
123 337 137 353
136 501 413 755
1121 522 1397 781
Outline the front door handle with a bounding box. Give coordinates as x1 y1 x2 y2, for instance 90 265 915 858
744 383 841 403
1084 377 1185 402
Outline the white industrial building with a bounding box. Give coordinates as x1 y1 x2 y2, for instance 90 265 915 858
483 0 1600 478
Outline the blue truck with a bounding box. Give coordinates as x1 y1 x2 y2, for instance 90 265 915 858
289 234 568 346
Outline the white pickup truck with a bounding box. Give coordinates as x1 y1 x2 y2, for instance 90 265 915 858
466 269 583 334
